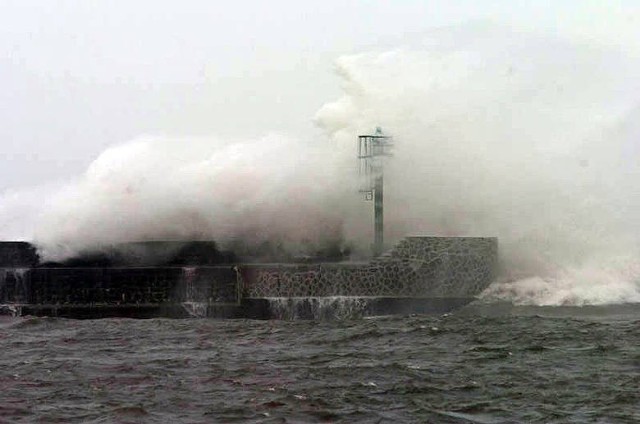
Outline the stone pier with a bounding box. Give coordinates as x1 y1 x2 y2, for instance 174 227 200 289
0 237 498 319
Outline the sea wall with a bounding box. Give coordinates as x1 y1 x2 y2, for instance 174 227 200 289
240 237 497 298
0 236 498 318
0 266 238 305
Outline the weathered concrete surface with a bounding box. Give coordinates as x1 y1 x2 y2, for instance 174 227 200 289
0 266 241 318
0 237 498 319
1 267 238 305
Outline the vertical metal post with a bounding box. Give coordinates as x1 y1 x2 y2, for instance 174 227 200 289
373 174 384 257
358 128 392 258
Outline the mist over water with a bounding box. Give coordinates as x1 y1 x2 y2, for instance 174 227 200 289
4 24 640 305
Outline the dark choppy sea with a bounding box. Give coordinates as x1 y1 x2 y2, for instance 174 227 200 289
1 303 639 423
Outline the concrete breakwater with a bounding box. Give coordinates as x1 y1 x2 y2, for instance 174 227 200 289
0 237 497 319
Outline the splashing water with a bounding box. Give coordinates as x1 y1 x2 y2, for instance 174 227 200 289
315 25 640 305
3 24 640 305
265 297 370 320
31 134 356 261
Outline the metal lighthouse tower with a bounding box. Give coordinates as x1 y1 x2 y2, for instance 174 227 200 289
358 127 393 257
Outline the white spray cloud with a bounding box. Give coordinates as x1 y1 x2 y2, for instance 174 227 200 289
32 134 357 260
315 24 640 305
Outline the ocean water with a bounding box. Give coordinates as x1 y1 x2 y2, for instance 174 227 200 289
1 303 638 423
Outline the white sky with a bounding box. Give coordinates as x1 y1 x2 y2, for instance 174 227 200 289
1 0 639 191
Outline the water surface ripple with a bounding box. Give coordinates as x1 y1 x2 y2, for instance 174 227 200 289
1 304 639 423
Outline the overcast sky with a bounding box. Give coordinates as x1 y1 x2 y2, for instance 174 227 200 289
2 0 639 192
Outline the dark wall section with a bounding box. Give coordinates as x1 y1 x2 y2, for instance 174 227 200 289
0 242 39 267
41 241 237 267
27 268 182 305
2 240 347 268
1 266 239 306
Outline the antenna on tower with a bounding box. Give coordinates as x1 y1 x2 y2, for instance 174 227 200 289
358 127 393 257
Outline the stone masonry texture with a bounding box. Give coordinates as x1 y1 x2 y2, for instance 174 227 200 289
241 237 497 298
1 237 497 308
